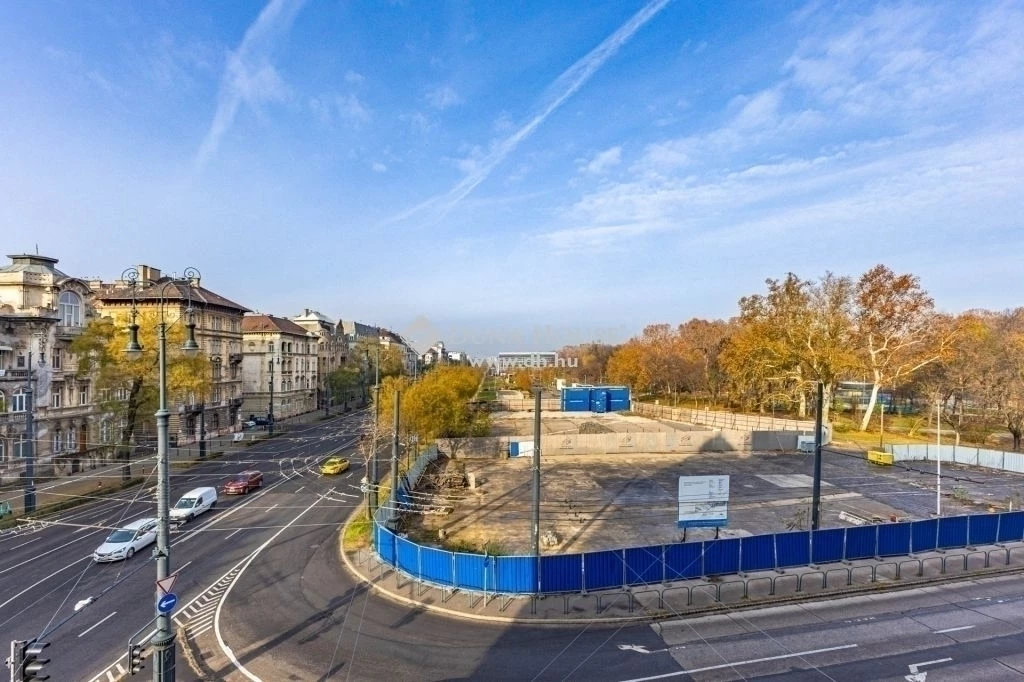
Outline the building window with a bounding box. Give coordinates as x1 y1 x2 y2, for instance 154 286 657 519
52 431 62 453
16 355 25 368
0 390 5 412
17 435 27 458
115 387 129 401
100 420 111 444
67 429 76 450
51 386 62 408
79 384 89 405
11 389 27 412
59 291 82 327
0 438 5 462
52 348 62 369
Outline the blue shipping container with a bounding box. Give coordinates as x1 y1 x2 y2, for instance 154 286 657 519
590 390 609 412
561 387 592 412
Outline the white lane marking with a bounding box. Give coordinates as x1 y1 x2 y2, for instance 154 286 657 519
115 663 126 674
0 555 91 610
190 623 213 637
78 610 118 637
908 658 952 674
294 486 305 493
216 490 333 681
105 670 115 682
0 533 103 575
265 504 279 513
934 625 974 634
8 537 41 550
192 614 216 628
224 528 243 540
618 644 859 681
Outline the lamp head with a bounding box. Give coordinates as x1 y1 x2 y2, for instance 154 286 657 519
182 319 200 358
125 323 143 360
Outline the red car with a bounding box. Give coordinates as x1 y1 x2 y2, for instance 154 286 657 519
223 470 263 495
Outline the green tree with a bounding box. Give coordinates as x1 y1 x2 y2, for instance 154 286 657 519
71 311 210 481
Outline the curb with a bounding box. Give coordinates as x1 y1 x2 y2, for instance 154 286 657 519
338 506 1024 625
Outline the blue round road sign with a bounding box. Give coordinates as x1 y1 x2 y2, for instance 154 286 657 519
157 593 178 614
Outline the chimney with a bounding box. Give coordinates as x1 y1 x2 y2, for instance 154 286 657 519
137 265 162 284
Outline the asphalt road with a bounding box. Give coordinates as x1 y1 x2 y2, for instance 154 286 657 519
0 410 366 682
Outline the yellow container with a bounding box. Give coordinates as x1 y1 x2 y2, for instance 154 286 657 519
866 450 894 466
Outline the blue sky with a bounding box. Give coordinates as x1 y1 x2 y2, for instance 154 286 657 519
1 0 1022 354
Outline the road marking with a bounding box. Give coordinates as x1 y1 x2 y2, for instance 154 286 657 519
0 555 91 611
224 528 243 540
78 610 118 637
934 625 974 634
618 644 859 681
905 657 952 681
294 486 305 493
0 534 102 575
265 504 279 513
618 644 686 655
115 663 126 674
8 537 41 550
216 489 335 681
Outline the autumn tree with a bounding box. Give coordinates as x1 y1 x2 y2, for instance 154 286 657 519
675 319 732 402
853 265 957 431
327 364 365 409
71 311 210 481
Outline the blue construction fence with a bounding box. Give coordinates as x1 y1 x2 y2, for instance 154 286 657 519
373 511 1024 595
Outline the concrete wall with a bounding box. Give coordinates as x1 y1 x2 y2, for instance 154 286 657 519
442 429 753 458
634 402 832 444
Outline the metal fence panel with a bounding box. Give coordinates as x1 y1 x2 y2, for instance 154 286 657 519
937 515 969 549
376 525 397 565
997 511 1024 542
877 523 911 557
665 542 704 580
774 531 810 568
419 546 454 586
911 519 938 553
1007 452 1024 474
845 525 878 560
454 552 487 591
969 514 999 546
584 550 624 591
395 535 420 578
494 556 537 593
740 534 775 572
703 538 741 576
540 554 583 593
811 528 845 564
624 546 664 585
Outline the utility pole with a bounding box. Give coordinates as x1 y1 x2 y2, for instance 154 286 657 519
811 381 824 531
151 320 175 682
532 387 541 562
936 396 942 517
198 401 206 459
268 355 275 437
391 390 400 509
23 351 36 514
369 344 381 519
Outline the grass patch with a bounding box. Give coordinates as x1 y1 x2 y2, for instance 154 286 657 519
344 513 373 550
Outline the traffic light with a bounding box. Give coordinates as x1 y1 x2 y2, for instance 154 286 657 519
21 640 50 681
128 642 145 675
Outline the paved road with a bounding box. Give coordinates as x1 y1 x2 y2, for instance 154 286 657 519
0 410 366 682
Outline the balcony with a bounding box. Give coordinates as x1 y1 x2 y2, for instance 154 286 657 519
229 353 243 364
0 412 27 426
55 325 85 340
0 369 29 381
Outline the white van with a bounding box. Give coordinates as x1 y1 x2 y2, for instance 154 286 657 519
170 487 218 523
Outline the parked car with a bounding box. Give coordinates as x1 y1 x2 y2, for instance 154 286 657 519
320 457 350 475
223 470 263 495
92 517 157 562
169 487 218 523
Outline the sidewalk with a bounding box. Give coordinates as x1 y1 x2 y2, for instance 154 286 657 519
339 509 1024 624
0 410 331 525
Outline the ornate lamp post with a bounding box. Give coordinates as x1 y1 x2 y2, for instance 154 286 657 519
122 267 201 682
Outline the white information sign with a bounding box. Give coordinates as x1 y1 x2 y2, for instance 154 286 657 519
677 475 730 528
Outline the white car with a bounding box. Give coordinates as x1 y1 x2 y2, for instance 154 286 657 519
92 517 157 563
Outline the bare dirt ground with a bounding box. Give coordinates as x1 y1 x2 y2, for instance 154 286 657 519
403 413 1020 556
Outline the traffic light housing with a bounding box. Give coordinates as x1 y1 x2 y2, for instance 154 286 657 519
21 640 50 681
129 642 145 675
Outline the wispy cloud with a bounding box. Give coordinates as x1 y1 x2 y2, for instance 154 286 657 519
372 161 388 173
425 84 462 110
194 0 306 172
384 0 673 226
581 146 622 174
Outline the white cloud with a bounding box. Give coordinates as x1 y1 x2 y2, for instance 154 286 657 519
372 161 387 173
730 89 782 130
336 93 371 125
195 0 306 172
344 70 365 84
425 84 462 110
582 146 622 174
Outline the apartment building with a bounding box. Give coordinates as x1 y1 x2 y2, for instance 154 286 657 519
0 254 95 483
292 309 346 411
241 314 318 421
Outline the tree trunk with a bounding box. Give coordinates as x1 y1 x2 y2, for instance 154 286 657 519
798 390 807 419
859 374 882 432
821 382 834 425
1012 429 1022 452
118 378 143 483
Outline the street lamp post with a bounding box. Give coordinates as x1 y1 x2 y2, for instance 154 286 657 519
123 267 201 682
268 354 278 437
